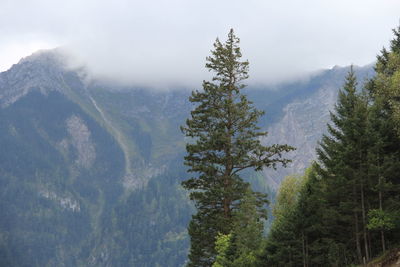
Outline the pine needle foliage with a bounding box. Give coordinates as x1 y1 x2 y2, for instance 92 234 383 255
181 29 294 267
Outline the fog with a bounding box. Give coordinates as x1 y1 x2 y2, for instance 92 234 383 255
1 0 400 88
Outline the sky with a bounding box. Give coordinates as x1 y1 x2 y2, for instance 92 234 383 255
1 0 400 88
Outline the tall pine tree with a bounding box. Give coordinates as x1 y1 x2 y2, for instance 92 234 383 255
316 67 371 263
181 29 294 267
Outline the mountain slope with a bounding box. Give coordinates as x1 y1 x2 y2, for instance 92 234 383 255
255 65 374 189
0 51 192 266
0 49 374 266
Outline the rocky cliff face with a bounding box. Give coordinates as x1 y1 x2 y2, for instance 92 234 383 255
260 65 374 189
0 50 70 107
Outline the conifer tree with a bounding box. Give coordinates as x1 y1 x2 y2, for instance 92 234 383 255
181 29 294 267
364 24 400 253
212 188 266 267
371 25 400 133
260 167 324 267
316 67 371 263
262 174 304 266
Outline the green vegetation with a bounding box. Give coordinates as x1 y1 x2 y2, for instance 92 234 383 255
0 89 194 266
212 189 266 267
256 25 400 266
181 29 293 266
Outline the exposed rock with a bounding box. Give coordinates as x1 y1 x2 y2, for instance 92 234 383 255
261 82 338 189
122 164 167 190
0 50 68 108
261 65 374 189
66 115 96 169
39 189 81 212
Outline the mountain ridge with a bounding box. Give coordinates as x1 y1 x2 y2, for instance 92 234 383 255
0 49 374 266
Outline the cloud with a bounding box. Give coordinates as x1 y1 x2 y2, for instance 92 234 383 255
1 0 400 88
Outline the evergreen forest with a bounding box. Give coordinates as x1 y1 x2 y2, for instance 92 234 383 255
182 26 400 266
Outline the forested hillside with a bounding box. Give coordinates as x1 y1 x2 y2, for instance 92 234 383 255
259 26 400 267
0 52 193 266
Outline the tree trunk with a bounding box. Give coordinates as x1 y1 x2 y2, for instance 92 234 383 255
360 181 369 261
379 178 386 252
306 237 309 267
223 79 234 219
359 146 369 262
302 231 306 267
354 184 362 263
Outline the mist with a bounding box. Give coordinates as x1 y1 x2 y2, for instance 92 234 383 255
1 0 400 89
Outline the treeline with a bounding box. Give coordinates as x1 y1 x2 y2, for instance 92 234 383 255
258 26 400 266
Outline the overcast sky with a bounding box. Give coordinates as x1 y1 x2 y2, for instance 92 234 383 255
1 0 400 88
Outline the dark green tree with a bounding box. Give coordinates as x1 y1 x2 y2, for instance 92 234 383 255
364 24 400 254
316 67 371 264
262 68 371 266
212 188 266 267
261 173 304 267
260 166 325 267
181 29 294 266
364 97 398 254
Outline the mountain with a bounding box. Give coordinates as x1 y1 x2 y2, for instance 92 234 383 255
0 50 373 266
257 65 374 189
0 50 192 267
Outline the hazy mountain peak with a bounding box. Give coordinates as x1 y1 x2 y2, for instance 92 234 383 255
0 49 71 108
18 48 66 68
